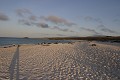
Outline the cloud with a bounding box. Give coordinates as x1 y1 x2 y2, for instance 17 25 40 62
16 11 76 32
35 22 49 28
29 15 37 21
113 19 120 23
41 15 76 26
38 33 50 36
0 13 9 21
101 28 117 33
52 26 68 31
98 25 118 34
19 18 74 32
18 19 74 32
84 16 93 21
84 16 102 23
19 19 49 28
15 8 32 17
80 27 100 34
37 33 67 37
55 34 66 36
18 19 32 26
51 26 74 32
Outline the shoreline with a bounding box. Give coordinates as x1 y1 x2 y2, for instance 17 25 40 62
0 40 120 48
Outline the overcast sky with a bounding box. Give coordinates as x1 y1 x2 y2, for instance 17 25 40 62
0 0 120 38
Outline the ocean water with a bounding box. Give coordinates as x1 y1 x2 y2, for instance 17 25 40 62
0 37 70 46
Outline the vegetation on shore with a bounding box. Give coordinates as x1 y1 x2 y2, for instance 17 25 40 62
48 36 120 41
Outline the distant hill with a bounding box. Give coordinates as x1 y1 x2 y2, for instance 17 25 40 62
48 36 120 41
24 37 29 39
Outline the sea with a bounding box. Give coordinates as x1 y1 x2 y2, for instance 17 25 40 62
0 37 71 46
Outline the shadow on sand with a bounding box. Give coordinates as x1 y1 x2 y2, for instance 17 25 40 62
9 46 19 80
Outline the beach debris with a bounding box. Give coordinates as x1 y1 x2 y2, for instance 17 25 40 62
3 44 16 48
47 43 51 44
91 44 96 46
12 44 16 46
18 45 20 47
3 46 8 48
54 42 58 44
41 42 46 44
68 42 73 44
8 45 13 47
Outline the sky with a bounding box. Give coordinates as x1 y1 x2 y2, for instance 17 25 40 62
0 0 120 38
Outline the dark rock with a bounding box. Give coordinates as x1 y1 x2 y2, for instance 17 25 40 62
91 44 96 46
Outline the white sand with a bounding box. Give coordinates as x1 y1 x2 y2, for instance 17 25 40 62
0 42 120 80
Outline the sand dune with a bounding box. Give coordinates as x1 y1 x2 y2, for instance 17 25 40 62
0 42 120 80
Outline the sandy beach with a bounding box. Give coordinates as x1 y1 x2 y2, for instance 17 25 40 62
0 41 120 80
